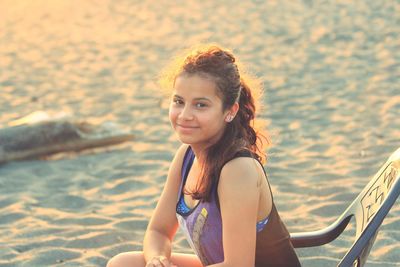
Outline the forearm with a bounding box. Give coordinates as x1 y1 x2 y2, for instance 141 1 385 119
143 229 172 262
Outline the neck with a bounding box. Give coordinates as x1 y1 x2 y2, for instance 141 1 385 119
189 144 207 165
189 126 227 163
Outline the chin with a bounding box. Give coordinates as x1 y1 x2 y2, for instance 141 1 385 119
176 136 196 145
175 134 201 146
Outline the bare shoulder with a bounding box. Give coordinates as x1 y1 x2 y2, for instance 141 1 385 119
219 157 262 192
170 144 190 166
167 144 190 181
174 144 190 161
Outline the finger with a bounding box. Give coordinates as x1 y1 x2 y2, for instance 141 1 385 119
159 257 172 267
155 258 166 267
151 260 162 267
148 258 162 267
145 261 157 267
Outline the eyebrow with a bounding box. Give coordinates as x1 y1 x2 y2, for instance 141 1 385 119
173 94 212 103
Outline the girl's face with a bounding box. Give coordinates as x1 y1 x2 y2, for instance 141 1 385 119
169 74 232 148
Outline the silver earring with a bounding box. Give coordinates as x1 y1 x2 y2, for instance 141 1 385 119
226 115 233 122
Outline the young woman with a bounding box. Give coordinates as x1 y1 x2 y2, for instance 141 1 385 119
107 45 301 267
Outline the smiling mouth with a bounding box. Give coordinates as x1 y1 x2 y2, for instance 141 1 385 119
177 124 199 129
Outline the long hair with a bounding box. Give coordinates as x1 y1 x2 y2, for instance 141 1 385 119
162 45 269 201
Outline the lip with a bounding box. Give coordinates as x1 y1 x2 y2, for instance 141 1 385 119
177 124 199 129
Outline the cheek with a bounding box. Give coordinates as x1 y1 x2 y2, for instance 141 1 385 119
168 106 178 123
200 111 225 126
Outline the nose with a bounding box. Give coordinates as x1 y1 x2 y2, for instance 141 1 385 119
179 105 194 121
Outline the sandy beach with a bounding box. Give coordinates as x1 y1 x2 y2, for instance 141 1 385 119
0 0 399 266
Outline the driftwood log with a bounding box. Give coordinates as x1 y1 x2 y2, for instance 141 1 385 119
0 119 134 163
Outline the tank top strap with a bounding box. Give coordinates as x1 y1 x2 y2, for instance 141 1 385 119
177 146 195 201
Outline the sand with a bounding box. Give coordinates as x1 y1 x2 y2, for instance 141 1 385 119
0 0 399 266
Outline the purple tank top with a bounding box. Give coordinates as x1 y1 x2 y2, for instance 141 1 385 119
175 147 301 267
176 147 224 265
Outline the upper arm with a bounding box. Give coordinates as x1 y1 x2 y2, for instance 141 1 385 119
146 144 188 239
218 158 262 267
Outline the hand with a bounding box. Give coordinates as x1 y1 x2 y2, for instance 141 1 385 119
145 256 177 267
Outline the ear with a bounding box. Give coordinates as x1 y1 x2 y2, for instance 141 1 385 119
225 102 239 122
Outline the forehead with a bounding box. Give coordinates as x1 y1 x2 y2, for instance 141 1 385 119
173 74 219 98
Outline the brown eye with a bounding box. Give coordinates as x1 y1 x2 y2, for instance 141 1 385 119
173 99 184 105
195 102 207 108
